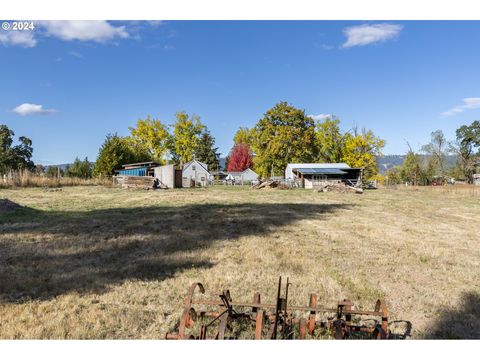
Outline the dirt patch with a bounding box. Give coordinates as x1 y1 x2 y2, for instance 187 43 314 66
0 198 23 213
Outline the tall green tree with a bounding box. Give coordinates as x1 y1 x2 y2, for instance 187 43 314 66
171 111 204 165
195 129 220 171
341 127 385 179
454 120 480 182
251 102 317 177
315 117 345 163
129 115 170 163
65 157 93 179
0 124 35 173
421 130 450 176
399 146 423 185
93 134 152 177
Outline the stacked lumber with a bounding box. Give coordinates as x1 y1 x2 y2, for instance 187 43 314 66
314 183 363 194
115 175 156 190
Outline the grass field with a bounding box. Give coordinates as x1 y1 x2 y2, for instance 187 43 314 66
0 185 479 339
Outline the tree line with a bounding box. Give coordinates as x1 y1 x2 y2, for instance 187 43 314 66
226 102 385 179
2 103 479 183
384 121 480 185
93 111 220 177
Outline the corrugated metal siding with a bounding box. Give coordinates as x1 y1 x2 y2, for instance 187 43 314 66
118 166 148 176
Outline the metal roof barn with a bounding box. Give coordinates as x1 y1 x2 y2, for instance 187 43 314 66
285 163 351 179
294 168 348 175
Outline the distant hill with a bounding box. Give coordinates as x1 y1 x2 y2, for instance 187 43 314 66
219 157 227 170
376 154 458 173
43 163 71 171
377 155 405 173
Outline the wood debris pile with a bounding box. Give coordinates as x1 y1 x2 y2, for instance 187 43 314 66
115 175 156 190
314 183 363 194
252 180 289 190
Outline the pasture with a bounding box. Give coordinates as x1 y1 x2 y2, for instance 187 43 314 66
0 185 479 339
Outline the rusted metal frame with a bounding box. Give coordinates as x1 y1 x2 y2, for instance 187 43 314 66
374 299 389 339
170 281 390 340
217 312 230 340
308 293 318 335
343 300 353 339
271 276 283 339
178 282 205 339
255 310 264 339
252 293 264 339
190 299 383 316
298 318 307 339
282 277 294 339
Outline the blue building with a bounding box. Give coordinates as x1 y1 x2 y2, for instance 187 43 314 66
115 161 160 177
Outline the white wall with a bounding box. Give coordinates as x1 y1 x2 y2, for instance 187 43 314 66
182 160 210 187
154 164 175 188
241 168 259 182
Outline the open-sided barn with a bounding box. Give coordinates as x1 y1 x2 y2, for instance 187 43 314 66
285 163 363 189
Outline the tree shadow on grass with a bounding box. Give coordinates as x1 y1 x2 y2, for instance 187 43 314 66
424 291 480 339
0 202 351 303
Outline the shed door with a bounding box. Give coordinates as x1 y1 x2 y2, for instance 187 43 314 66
175 169 183 188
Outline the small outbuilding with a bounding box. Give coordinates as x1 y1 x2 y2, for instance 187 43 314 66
213 168 259 185
182 159 212 187
234 168 259 183
285 163 362 189
154 164 183 188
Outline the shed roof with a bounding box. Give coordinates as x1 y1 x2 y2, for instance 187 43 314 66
121 161 160 168
294 168 347 175
287 163 351 169
184 159 209 172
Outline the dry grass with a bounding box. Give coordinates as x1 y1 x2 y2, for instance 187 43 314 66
0 170 112 189
0 185 479 339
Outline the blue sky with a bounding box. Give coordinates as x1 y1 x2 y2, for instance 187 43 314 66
1 20 480 164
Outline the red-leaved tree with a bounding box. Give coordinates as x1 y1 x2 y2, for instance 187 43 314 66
227 143 253 172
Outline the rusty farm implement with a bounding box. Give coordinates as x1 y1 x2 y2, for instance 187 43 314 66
166 277 390 340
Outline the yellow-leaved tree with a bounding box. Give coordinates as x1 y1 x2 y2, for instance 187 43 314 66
341 127 385 179
171 111 205 165
129 115 170 164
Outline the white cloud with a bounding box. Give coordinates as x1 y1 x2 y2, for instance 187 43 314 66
308 114 332 121
0 31 37 48
146 21 164 27
12 103 57 116
1 21 161 48
69 51 84 59
342 23 403 48
38 21 129 43
441 97 480 117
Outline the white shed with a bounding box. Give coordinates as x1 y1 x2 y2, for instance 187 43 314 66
154 164 183 188
239 168 259 183
224 168 259 184
285 163 351 180
182 159 211 187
